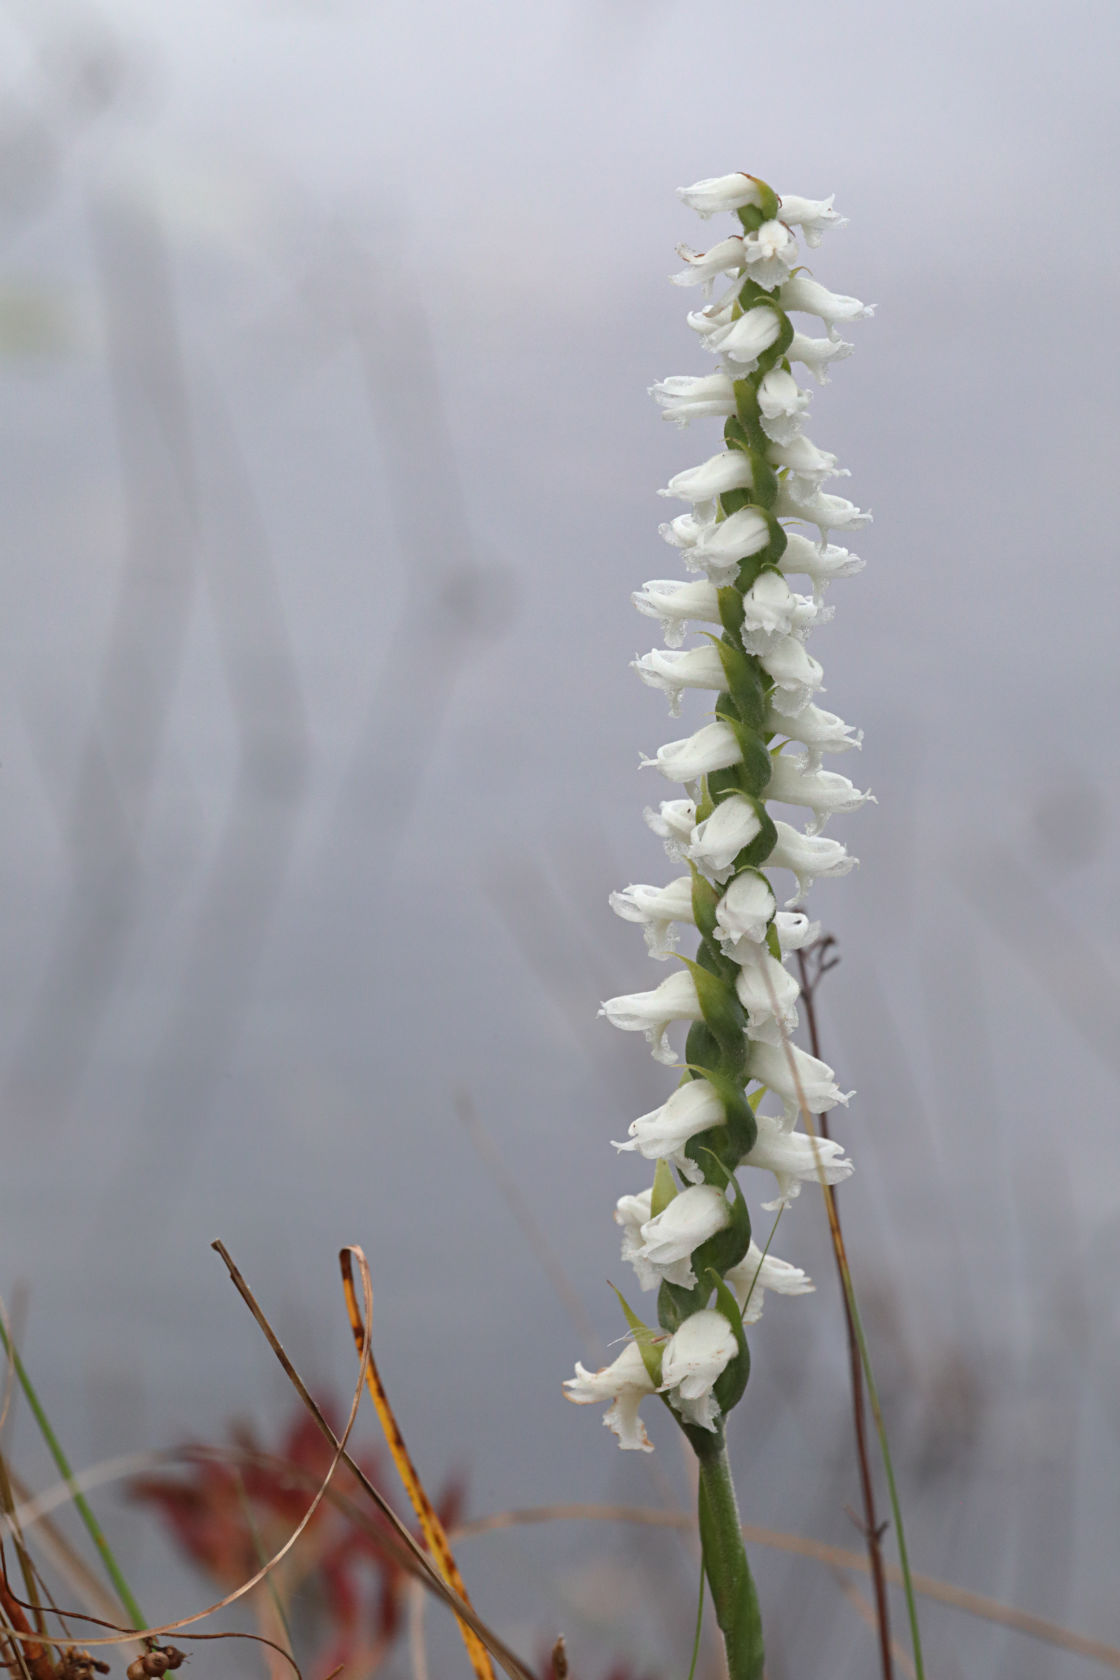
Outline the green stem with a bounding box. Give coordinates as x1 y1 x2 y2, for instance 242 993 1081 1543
0 1320 146 1631
693 1426 764 1680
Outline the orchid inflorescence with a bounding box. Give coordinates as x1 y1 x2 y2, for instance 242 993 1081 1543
566 171 873 1455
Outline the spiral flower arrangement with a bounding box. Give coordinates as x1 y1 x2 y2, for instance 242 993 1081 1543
564 171 874 1679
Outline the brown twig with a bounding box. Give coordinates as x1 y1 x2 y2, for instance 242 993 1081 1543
794 934 894 1680
0 1556 55 1680
450 1504 1120 1672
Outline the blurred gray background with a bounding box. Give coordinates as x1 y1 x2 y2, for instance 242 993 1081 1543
1 0 1118 1675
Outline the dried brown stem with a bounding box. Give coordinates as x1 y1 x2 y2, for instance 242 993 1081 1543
796 936 893 1680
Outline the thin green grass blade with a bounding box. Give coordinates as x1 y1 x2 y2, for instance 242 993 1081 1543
0 1319 145 1630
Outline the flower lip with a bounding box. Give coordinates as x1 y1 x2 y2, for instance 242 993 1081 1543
564 1342 657 1452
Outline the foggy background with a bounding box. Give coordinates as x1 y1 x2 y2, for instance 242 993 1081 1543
2 0 1119 1675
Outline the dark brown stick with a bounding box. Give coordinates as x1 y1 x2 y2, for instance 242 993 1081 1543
796 938 894 1680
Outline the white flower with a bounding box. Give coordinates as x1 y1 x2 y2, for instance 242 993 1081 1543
564 1341 657 1452
685 290 738 342
660 1310 738 1430
644 797 697 860
788 331 854 383
744 1112 854 1209
658 450 753 505
733 945 800 1044
774 194 846 247
725 1241 814 1322
599 968 703 1064
676 172 767 218
766 754 872 833
778 273 875 335
770 433 846 489
740 570 802 646
740 219 799 290
718 908 819 970
749 1039 851 1120
614 1076 725 1166
767 700 862 770
637 1183 732 1287
643 720 742 785
632 578 721 646
633 644 726 715
686 506 771 582
703 305 783 367
671 236 747 293
767 819 857 905
773 910 821 951
613 1187 660 1288
757 368 811 444
659 508 716 552
776 482 872 542
714 869 776 947
686 793 762 880
609 876 695 958
651 372 736 425
757 634 825 713
777 533 865 594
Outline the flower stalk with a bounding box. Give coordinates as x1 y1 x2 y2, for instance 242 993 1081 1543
566 169 873 1676
694 1427 764 1680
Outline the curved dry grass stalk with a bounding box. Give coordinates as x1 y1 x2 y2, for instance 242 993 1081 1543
450 1504 1120 1673
340 1246 496 1680
215 1243 536 1680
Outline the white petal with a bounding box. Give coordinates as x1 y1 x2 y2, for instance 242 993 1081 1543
725 1241 814 1322
644 798 698 861
770 433 846 488
739 219 799 291
767 701 862 770
743 1112 854 1208
776 194 846 246
766 755 872 833
714 869 776 947
703 306 782 367
670 235 747 292
777 483 872 542
638 1183 731 1286
659 509 716 553
734 949 800 1044
741 570 800 645
779 274 874 333
660 1309 738 1430
687 794 762 882
788 331 854 383
565 1342 657 1453
599 970 703 1064
633 644 726 715
688 507 771 582
659 451 753 505
758 634 824 713
676 172 766 218
632 578 721 647
609 876 695 958
757 367 811 444
650 372 736 426
777 532 865 593
643 721 742 784
767 819 857 905
615 1077 726 1163
749 1039 850 1118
